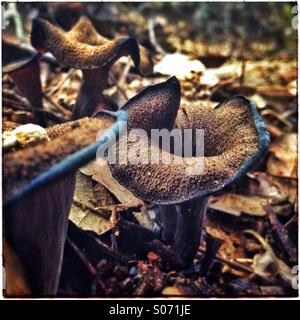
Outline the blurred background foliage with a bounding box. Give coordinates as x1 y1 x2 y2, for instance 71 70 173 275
3 1 297 59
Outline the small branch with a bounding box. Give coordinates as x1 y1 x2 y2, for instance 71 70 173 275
118 59 132 89
199 248 253 274
109 73 129 101
3 88 29 105
3 97 68 123
148 18 167 55
66 237 97 276
73 198 111 219
73 198 142 220
84 232 130 265
266 205 298 264
48 69 76 96
5 3 24 42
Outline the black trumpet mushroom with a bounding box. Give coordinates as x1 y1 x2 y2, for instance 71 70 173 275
2 41 46 126
108 77 270 267
30 16 153 120
3 115 120 295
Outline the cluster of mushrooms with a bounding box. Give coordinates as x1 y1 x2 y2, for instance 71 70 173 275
3 16 270 296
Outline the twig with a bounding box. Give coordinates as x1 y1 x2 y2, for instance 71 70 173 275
73 198 142 220
118 59 132 89
73 198 111 219
284 214 297 229
3 97 68 123
48 69 76 96
109 73 129 101
67 236 108 294
3 88 29 105
148 18 167 55
266 205 298 264
240 56 246 86
199 248 253 274
4 3 24 42
84 232 130 264
66 237 97 276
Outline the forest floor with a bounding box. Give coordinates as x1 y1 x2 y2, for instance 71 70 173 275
2 5 298 297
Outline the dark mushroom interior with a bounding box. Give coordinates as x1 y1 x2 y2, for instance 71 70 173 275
110 81 269 204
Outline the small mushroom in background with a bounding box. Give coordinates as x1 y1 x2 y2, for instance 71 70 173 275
109 77 270 267
2 41 46 126
30 17 153 120
3 113 124 296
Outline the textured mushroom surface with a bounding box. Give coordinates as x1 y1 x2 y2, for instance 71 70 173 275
123 76 181 133
30 17 152 73
2 121 20 132
67 16 153 75
3 117 114 202
110 81 270 204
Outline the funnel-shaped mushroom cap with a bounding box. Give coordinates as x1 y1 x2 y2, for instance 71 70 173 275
31 18 143 71
3 117 114 202
109 86 270 204
2 41 45 125
67 16 153 75
123 76 181 133
67 16 108 45
2 41 39 73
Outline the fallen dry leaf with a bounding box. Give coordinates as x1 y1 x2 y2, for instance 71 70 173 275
161 286 186 296
205 225 247 272
209 193 269 217
267 133 297 178
245 230 294 286
154 53 205 80
82 159 153 230
69 172 113 235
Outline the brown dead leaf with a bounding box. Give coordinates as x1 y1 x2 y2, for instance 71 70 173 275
209 193 269 217
69 172 113 235
162 286 186 296
82 159 153 230
245 230 294 286
205 225 246 264
258 85 296 100
272 177 298 211
83 159 142 207
247 172 288 201
267 133 297 178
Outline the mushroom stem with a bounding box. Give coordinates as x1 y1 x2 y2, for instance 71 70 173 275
9 59 45 126
172 197 208 266
72 67 109 120
159 205 177 244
